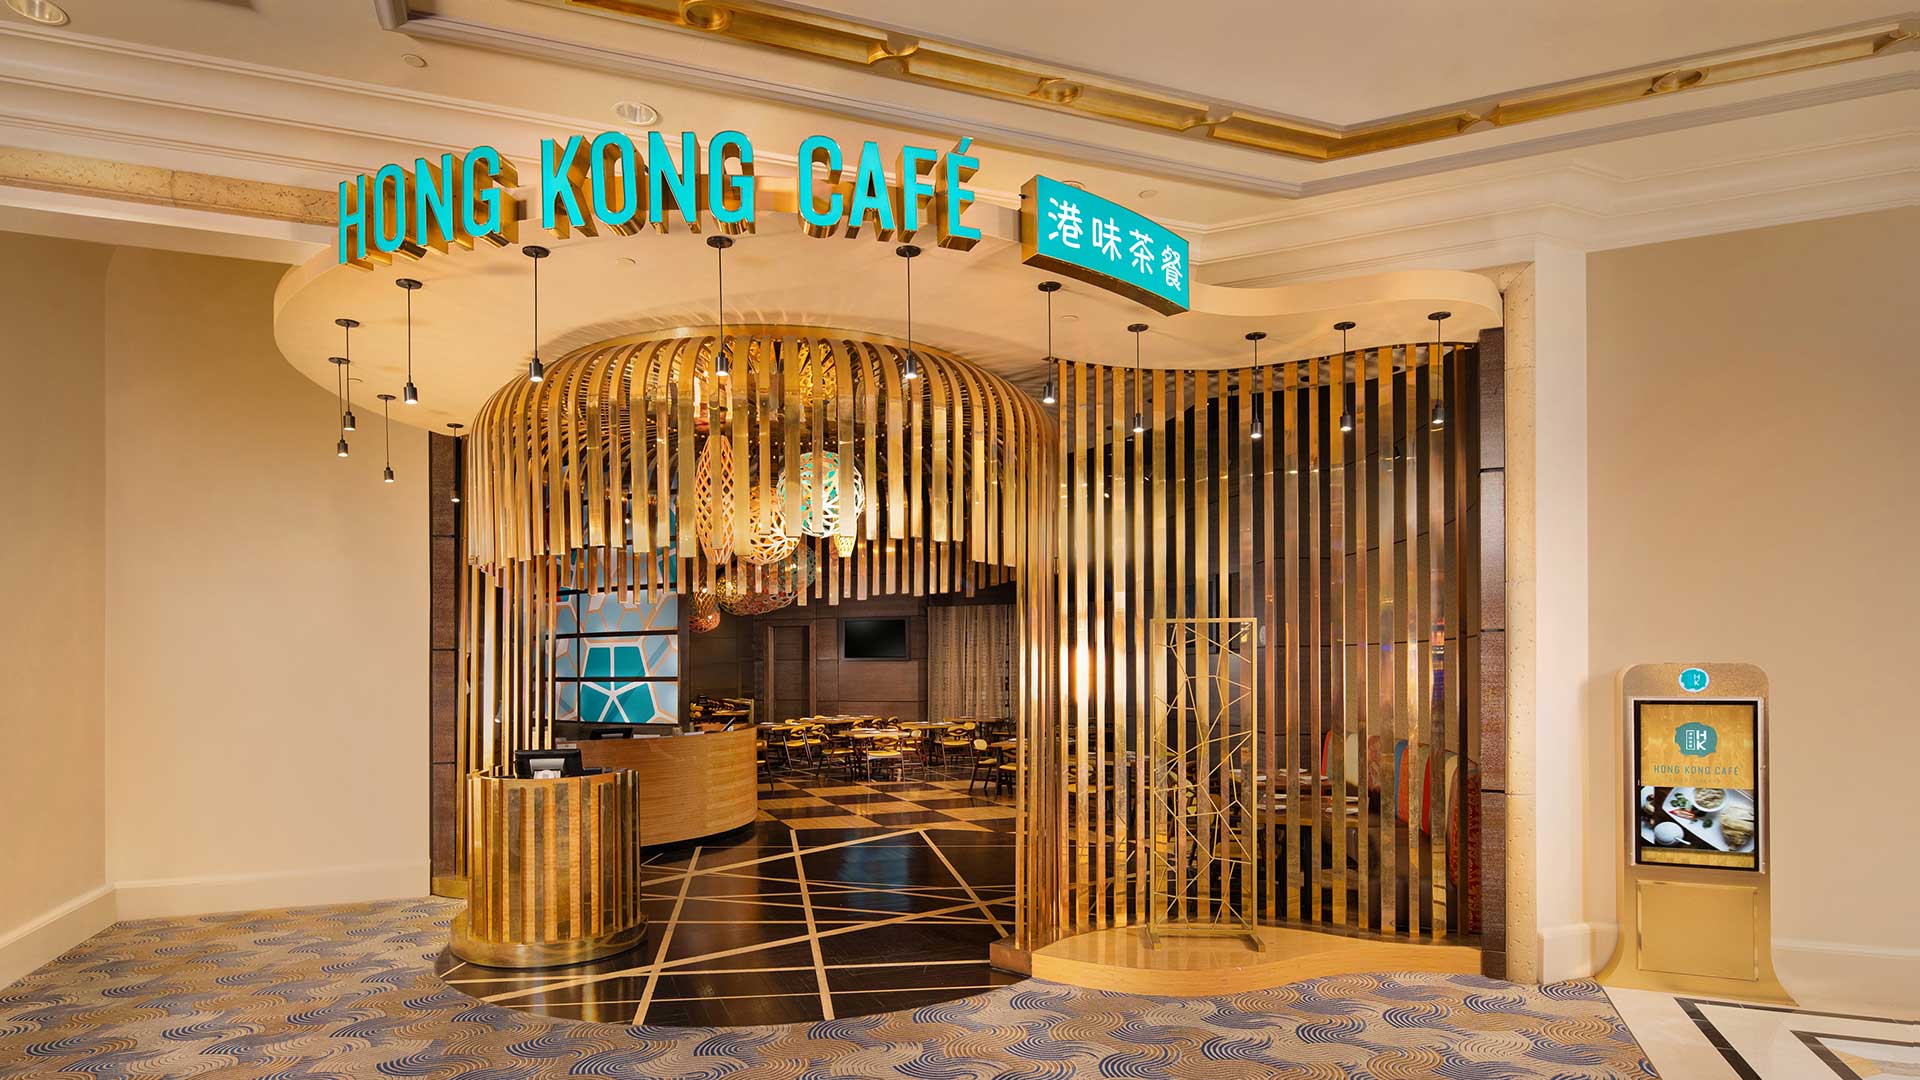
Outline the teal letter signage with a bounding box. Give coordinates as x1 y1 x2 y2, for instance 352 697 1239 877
1019 175 1189 315
339 132 979 265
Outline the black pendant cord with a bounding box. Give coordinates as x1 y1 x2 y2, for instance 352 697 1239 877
399 278 421 405
1037 281 1061 405
334 357 344 431
895 244 921 380
1126 321 1147 433
702 235 734 380
1330 320 1356 434
523 246 550 382
1247 330 1267 440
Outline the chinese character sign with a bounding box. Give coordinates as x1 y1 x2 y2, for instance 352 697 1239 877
1020 175 1190 315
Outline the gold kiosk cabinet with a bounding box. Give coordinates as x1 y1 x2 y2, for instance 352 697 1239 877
451 769 646 968
1599 662 1792 1003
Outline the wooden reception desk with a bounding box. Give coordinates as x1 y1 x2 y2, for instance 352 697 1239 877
452 770 646 968
576 728 758 846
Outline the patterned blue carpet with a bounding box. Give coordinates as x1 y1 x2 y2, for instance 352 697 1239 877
0 898 1657 1078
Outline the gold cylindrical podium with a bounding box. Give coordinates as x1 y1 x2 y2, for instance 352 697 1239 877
451 770 646 968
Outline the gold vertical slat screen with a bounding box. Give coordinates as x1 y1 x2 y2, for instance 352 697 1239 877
1025 344 1481 951
455 326 1057 890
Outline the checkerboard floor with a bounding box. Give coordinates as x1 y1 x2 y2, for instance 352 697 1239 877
436 755 1018 1027
753 759 1019 833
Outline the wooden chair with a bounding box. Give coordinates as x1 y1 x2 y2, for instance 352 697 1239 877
779 725 811 769
816 728 858 781
996 757 1019 797
938 721 976 766
967 738 1001 793
866 735 904 781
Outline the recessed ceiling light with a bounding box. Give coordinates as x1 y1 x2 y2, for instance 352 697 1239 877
1061 179 1085 189
614 101 660 127
7 0 69 25
401 53 428 68
1138 188 1158 199
1061 313 1080 322
616 256 636 267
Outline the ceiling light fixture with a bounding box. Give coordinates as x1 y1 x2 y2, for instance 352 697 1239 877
329 355 351 457
1037 280 1060 406
1335 320 1356 434
378 394 397 483
708 234 733 379
523 245 548 383
1429 311 1451 428
1127 322 1148 434
613 101 660 127
6 0 69 26
1246 331 1267 441
335 317 359 431
397 277 422 405
400 52 428 68
897 244 921 381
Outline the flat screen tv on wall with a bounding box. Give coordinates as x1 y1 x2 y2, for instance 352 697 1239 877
843 618 909 659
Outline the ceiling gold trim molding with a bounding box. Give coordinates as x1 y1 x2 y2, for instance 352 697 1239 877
538 1 1917 162
0 146 333 225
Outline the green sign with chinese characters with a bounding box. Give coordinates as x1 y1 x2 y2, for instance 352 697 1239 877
1020 175 1190 315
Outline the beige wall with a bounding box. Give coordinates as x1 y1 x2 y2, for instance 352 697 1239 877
103 247 429 915
2 236 432 987
0 234 114 986
1587 207 1920 1012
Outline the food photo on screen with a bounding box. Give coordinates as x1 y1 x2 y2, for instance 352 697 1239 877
1639 785 1758 854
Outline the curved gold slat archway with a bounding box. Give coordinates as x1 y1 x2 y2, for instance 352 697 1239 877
453 327 1060 936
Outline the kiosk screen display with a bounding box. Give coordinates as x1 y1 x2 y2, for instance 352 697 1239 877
1633 700 1760 870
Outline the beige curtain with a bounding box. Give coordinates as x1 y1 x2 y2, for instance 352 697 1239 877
927 604 1016 722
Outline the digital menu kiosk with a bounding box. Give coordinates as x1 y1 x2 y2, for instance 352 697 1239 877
1599 663 1792 1003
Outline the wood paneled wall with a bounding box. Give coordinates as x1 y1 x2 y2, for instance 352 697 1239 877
686 588 1017 725
428 431 461 888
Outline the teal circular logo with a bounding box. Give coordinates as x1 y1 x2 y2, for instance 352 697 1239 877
1678 667 1710 693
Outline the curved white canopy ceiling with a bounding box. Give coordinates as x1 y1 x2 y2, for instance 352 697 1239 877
273 205 1501 433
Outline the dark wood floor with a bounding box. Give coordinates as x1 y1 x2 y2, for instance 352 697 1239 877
435 761 1019 1026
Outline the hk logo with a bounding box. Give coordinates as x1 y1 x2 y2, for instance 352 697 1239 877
1675 722 1718 757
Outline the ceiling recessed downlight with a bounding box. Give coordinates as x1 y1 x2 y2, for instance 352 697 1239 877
7 0 69 25
401 53 428 68
614 101 660 127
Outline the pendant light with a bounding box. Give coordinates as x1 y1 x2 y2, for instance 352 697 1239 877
377 393 397 482
1246 331 1267 441
1126 322 1147 434
896 244 921 381
397 277 422 405
1428 311 1451 428
335 317 359 431
330 354 351 457
1334 320 1355 434
1038 280 1061 406
523 245 549 383
447 422 464 503
707 235 733 379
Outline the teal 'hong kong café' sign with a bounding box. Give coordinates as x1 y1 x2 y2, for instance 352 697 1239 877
1020 174 1190 315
